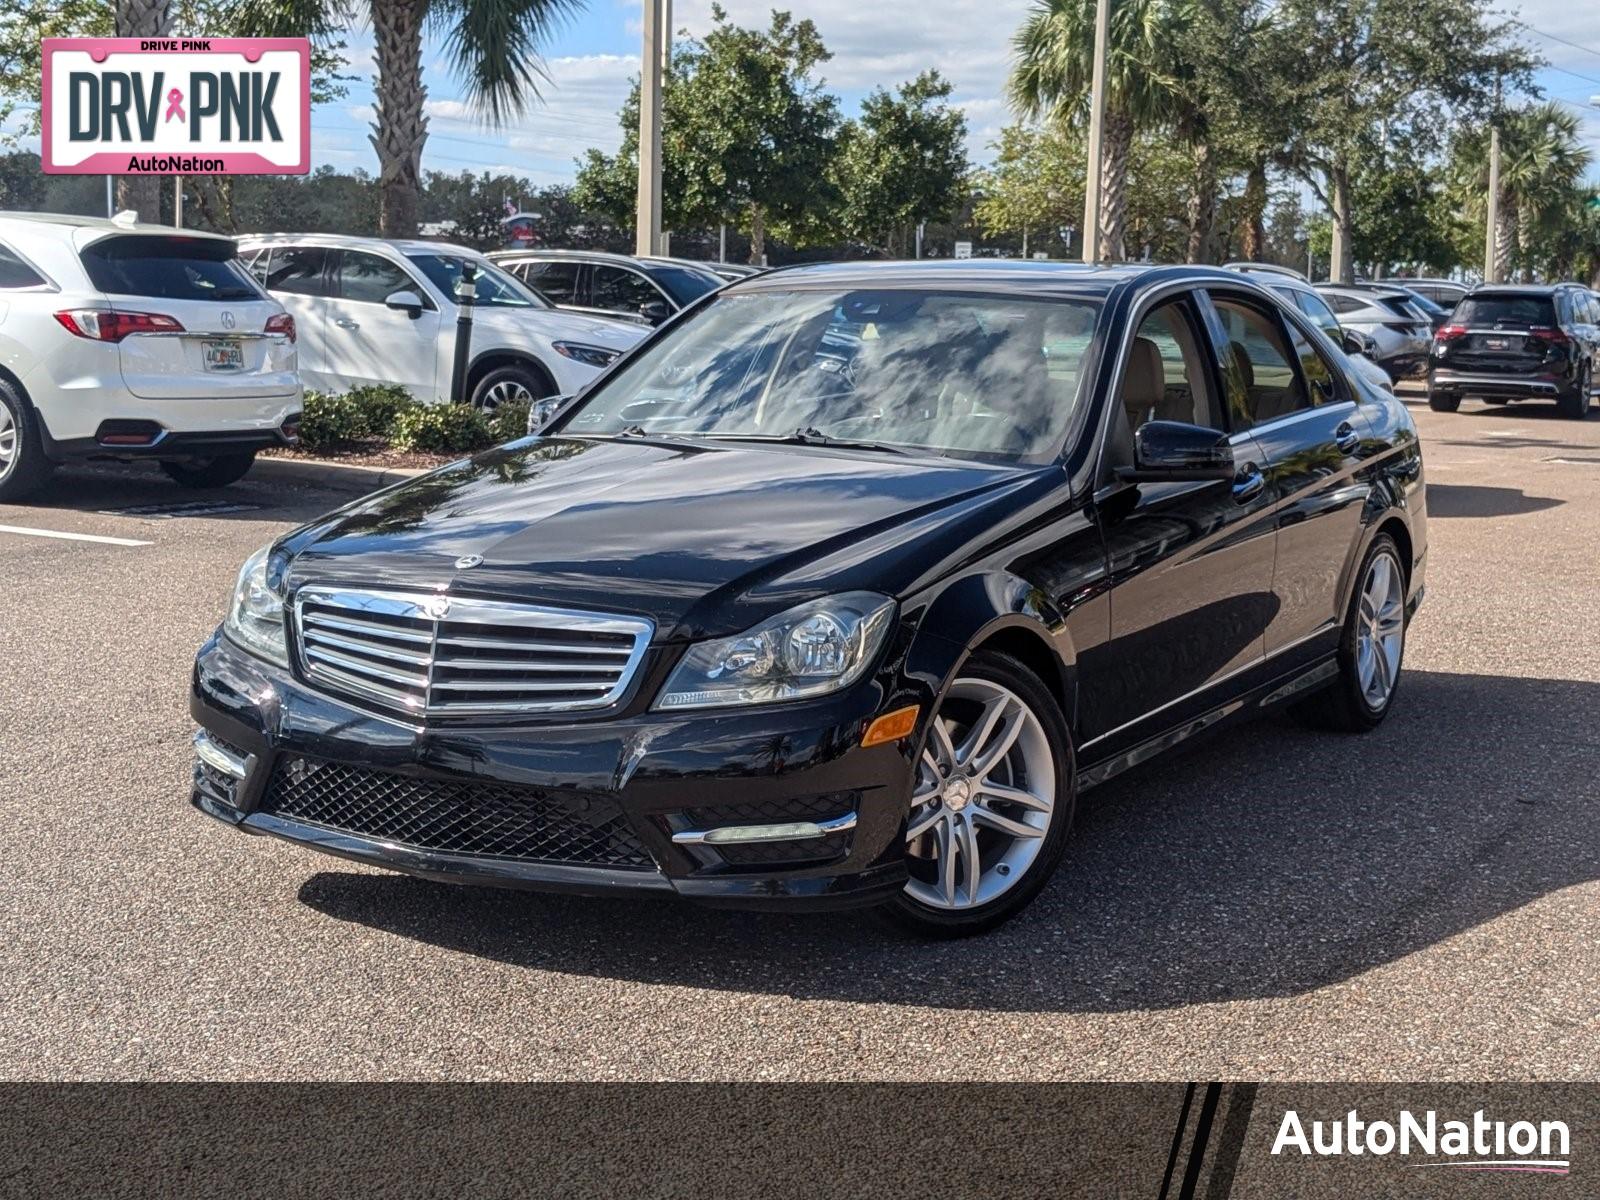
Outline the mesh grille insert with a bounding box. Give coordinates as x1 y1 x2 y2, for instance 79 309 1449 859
262 757 654 869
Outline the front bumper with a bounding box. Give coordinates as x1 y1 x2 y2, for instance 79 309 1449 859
190 631 914 911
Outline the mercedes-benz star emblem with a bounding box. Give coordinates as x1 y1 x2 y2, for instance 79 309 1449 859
455 554 484 570
220 310 236 329
424 596 451 620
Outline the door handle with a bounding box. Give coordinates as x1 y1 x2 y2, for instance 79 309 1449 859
1334 422 1361 454
1232 464 1265 504
333 317 360 330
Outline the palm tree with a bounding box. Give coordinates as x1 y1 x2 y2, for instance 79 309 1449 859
1008 0 1183 260
114 0 172 222
366 0 583 235
1451 103 1592 282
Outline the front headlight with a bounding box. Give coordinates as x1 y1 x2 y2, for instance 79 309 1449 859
552 341 621 369
223 544 289 667
655 592 896 710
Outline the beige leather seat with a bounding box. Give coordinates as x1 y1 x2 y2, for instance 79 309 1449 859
1121 336 1166 429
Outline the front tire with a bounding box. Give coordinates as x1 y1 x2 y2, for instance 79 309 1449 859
1293 534 1407 732
160 451 256 489
0 380 55 501
1556 361 1591 420
470 363 552 414
880 650 1075 938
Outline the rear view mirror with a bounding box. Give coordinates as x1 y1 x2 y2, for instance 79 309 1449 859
1341 329 1368 357
1120 420 1236 481
527 394 572 435
639 299 671 324
385 290 424 318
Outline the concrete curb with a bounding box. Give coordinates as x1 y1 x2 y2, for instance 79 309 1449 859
255 455 427 494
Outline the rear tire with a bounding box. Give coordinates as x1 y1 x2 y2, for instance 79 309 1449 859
0 380 55 502
160 452 256 489
1292 533 1407 733
1426 387 1460 412
1556 362 1591 420
878 650 1075 938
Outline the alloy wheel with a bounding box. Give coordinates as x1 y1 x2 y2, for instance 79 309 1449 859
904 678 1056 911
1355 551 1405 709
0 404 15 478
479 379 535 413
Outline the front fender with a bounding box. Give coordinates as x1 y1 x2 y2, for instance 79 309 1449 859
899 570 1078 737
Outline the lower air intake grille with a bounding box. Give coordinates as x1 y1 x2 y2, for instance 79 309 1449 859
261 757 654 868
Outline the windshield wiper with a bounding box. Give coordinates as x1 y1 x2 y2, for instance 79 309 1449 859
703 427 919 457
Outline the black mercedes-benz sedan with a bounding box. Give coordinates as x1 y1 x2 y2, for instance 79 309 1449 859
190 262 1427 936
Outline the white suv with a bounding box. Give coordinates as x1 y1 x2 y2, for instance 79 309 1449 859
236 234 647 410
0 212 301 501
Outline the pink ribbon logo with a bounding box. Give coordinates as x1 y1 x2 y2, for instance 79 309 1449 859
164 88 185 123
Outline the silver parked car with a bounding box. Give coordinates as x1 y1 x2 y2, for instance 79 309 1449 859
1315 283 1435 381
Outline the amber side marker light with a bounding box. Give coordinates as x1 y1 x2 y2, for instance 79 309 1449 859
861 704 920 748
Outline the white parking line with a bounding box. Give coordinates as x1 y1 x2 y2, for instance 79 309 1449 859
0 523 151 547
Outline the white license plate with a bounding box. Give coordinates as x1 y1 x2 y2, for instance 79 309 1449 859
203 339 245 372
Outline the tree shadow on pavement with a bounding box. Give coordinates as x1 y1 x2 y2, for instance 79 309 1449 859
1425 483 1562 518
296 669 1600 1014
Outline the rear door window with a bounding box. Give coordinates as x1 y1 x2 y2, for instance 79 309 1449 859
81 235 260 301
335 250 417 304
263 246 331 297
520 261 581 304
1454 294 1556 328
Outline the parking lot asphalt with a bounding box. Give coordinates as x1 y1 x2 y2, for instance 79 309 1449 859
2 394 1598 1082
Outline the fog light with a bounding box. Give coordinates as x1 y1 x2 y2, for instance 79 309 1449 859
671 812 857 845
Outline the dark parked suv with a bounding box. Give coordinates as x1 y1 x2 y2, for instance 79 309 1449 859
1428 284 1599 419
191 262 1427 936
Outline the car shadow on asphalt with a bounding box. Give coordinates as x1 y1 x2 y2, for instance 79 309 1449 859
1425 483 1563 518
9 463 351 524
295 667 1599 1014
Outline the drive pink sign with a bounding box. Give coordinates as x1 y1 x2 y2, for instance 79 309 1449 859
42 37 310 175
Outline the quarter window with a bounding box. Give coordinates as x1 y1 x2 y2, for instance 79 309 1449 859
336 250 415 304
0 243 45 289
1211 296 1312 427
264 246 330 297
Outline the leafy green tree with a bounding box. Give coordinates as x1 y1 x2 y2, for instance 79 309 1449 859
576 6 839 263
973 122 1084 254
831 71 969 257
1263 0 1536 281
1008 0 1188 260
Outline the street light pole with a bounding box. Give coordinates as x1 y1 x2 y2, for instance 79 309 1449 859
635 0 664 257
1081 0 1110 263
1485 126 1500 284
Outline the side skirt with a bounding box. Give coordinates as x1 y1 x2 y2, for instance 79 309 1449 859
1077 655 1339 792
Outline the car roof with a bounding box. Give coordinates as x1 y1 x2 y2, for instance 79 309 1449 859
0 210 236 244
237 232 484 258
1465 283 1563 295
725 259 1254 300
489 248 649 266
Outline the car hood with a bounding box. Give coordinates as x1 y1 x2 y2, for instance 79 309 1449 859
477 306 646 350
281 437 1050 638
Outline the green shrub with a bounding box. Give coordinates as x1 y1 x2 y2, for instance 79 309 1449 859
488 397 532 444
391 403 496 454
296 385 420 451
297 390 372 449
345 383 419 432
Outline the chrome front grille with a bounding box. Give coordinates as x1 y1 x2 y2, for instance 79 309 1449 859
292 586 652 719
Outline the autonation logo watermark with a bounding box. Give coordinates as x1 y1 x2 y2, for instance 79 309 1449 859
1273 1108 1571 1175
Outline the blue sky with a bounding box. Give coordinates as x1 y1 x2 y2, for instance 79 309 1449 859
185 0 1600 188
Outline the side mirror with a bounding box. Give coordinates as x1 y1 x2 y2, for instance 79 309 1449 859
527 394 572 436
638 299 671 324
385 290 425 318
1119 420 1236 481
1341 329 1369 357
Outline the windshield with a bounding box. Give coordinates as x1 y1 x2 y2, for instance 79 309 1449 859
558 288 1101 462
1454 294 1557 328
407 253 550 309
